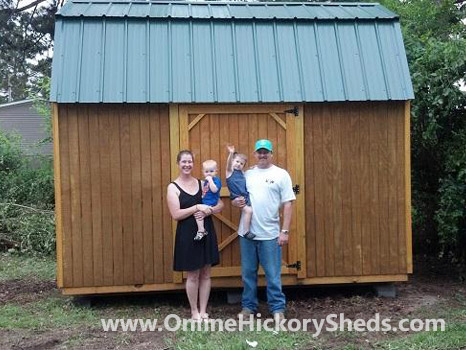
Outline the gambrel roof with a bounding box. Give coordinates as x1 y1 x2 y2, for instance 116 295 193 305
51 1 414 103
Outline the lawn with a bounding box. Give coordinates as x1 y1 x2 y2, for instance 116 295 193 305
0 253 464 350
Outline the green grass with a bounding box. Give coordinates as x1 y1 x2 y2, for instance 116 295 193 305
378 322 466 350
0 253 55 281
0 296 98 329
167 328 315 350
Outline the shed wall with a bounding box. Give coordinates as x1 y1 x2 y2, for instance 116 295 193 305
56 104 173 288
304 101 410 278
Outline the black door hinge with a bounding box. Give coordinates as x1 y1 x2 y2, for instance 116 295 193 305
287 261 301 271
284 106 299 116
293 184 300 194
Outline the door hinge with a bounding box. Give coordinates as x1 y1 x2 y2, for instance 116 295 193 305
293 184 300 194
284 106 299 116
287 261 301 271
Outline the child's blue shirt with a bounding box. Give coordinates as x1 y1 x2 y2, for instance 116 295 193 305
202 176 222 206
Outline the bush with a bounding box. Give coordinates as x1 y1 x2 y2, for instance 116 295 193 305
0 129 55 255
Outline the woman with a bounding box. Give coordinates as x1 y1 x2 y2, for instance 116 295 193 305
167 150 223 321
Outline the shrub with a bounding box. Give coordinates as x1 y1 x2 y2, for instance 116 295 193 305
0 129 55 255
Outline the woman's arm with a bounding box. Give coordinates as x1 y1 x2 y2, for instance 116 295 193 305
167 183 202 221
193 199 224 220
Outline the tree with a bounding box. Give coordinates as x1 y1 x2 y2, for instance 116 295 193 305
379 0 466 263
0 0 57 103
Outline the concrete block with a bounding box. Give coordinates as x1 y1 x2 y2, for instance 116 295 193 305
374 284 397 298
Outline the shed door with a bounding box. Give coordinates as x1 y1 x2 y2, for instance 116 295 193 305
177 105 306 279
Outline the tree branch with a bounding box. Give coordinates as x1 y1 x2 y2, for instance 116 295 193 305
14 0 48 13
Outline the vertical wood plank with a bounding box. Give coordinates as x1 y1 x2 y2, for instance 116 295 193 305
59 106 73 287
151 106 164 284
350 103 362 276
359 103 372 275
332 104 343 276
88 106 103 286
387 103 399 274
52 104 64 288
99 107 113 286
119 107 133 284
130 107 144 284
170 104 181 283
220 113 232 267
405 101 413 273
68 105 83 287
378 103 390 275
369 103 380 274
304 105 317 278
140 106 154 284
295 105 307 278
340 105 353 276
322 105 334 276
77 106 93 286
162 106 174 283
285 112 296 264
109 105 124 286
396 102 407 273
312 104 325 277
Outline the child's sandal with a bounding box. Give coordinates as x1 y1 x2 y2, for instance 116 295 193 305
194 231 205 241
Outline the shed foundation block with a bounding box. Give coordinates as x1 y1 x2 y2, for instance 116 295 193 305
374 284 397 298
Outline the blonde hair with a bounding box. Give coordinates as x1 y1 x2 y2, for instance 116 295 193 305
202 159 218 170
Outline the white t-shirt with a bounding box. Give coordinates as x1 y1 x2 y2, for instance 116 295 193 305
237 165 296 240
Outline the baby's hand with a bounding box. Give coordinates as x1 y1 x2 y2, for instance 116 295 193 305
227 144 235 153
205 175 213 182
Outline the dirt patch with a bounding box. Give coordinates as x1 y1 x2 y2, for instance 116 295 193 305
0 278 55 305
0 257 465 350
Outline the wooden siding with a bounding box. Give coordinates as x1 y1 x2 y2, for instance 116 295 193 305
57 104 173 288
304 102 409 278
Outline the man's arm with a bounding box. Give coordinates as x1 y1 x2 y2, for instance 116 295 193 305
278 201 293 246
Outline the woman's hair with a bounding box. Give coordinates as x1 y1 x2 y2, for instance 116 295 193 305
176 150 194 163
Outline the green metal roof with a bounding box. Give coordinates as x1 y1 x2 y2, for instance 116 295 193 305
51 1 414 103
57 1 399 19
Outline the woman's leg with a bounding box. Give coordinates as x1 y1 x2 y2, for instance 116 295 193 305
186 269 201 319
198 264 211 318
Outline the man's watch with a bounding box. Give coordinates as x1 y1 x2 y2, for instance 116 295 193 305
281 229 289 235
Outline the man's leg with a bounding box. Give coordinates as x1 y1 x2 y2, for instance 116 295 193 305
258 238 286 314
240 236 259 313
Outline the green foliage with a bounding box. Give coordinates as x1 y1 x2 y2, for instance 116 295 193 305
0 0 56 102
379 0 466 264
0 129 55 255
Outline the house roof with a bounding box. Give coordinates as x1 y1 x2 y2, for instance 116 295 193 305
0 99 34 109
50 1 414 103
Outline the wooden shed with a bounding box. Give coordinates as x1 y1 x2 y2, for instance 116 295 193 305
50 0 414 295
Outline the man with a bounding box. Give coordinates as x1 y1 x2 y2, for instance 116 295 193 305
233 139 295 322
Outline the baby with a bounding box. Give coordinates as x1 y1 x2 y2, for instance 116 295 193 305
226 145 255 240
194 159 222 241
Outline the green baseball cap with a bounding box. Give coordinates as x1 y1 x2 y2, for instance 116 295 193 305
254 139 273 152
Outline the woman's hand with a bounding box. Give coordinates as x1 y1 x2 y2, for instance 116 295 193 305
194 211 206 220
232 196 246 208
196 204 213 215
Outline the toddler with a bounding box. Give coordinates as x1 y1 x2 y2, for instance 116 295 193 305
226 145 255 240
195 159 222 241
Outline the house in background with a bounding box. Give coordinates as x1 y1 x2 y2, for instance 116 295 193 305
0 99 53 156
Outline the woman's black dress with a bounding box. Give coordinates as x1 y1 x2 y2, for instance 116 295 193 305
172 180 220 271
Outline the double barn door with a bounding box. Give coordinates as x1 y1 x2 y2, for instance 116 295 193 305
173 105 306 282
